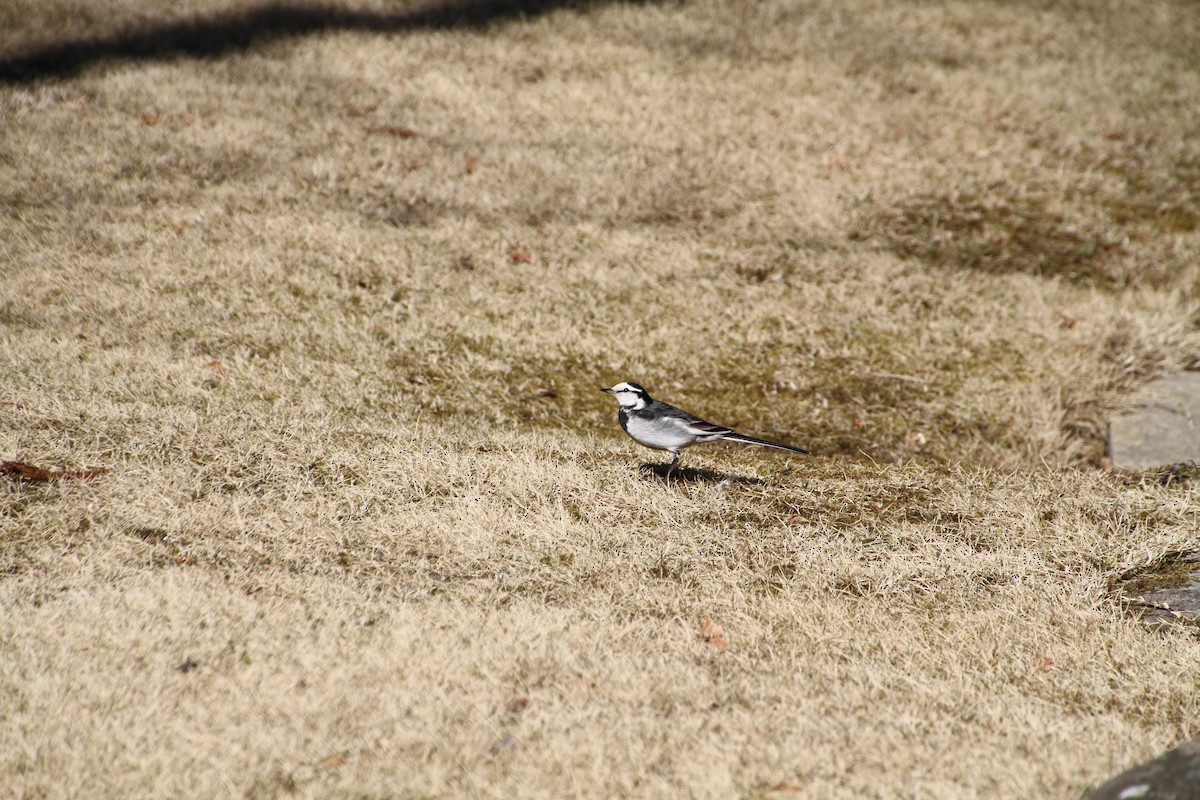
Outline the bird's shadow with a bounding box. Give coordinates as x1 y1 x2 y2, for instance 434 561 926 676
638 462 769 486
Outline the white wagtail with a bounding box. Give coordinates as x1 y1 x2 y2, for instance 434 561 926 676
602 381 808 473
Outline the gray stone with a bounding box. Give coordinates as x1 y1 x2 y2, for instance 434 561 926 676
1140 555 1200 624
1109 372 1200 470
1082 738 1200 800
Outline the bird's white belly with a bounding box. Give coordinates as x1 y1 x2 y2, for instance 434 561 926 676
623 414 696 450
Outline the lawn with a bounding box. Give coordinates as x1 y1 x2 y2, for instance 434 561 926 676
2 0 1199 796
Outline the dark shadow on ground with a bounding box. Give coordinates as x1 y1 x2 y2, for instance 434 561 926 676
638 462 770 486
0 0 630 84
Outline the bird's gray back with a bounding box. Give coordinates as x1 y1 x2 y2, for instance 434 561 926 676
620 400 732 450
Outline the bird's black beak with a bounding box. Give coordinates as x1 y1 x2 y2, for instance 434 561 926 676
601 387 614 394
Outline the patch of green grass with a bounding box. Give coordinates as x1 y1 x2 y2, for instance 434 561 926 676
1094 148 1200 236
379 328 596 428
1119 553 1200 597
856 182 1124 286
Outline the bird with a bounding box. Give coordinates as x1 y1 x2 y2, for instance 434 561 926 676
601 381 807 475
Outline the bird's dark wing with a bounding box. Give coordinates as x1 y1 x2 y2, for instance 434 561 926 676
651 402 733 440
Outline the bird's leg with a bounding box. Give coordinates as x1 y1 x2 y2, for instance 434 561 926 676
666 450 680 479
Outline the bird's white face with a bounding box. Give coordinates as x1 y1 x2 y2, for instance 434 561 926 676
602 381 649 410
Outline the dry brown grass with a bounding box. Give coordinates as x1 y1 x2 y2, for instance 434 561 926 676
3 0 1200 797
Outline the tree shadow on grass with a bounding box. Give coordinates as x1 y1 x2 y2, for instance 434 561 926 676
0 0 635 84
638 462 770 487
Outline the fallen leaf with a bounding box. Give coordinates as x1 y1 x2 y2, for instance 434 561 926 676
505 696 530 714
1 461 109 483
200 360 228 390
904 432 927 449
139 112 161 126
366 124 421 138
509 248 534 264
3 462 51 482
1032 656 1054 670
315 751 349 769
853 414 867 428
200 360 228 378
700 616 727 652
403 159 426 171
464 154 478 174
532 387 557 398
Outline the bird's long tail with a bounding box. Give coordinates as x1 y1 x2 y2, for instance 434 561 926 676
722 432 809 455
